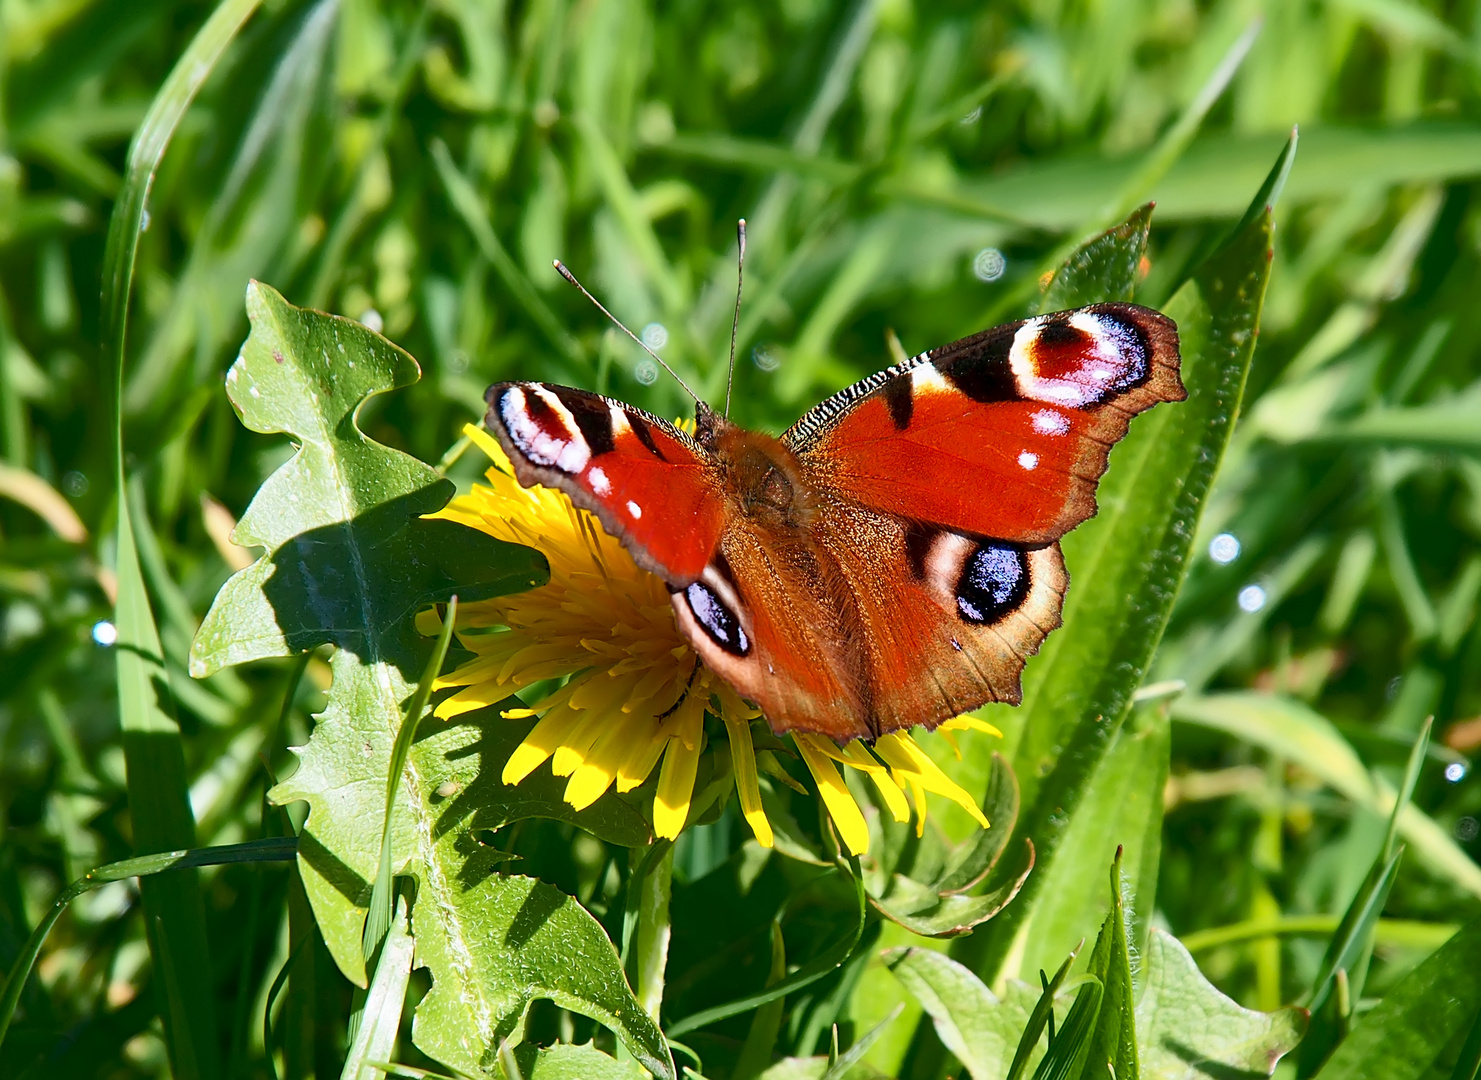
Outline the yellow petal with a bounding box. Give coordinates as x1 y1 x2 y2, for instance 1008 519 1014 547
723 714 774 848
503 705 583 784
565 711 647 809
434 682 515 719
838 741 911 824
794 734 869 856
463 422 514 472
551 706 609 776
938 714 1004 738
615 724 670 793
654 736 702 840
874 733 989 828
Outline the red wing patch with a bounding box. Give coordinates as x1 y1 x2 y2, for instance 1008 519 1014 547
791 303 1182 544
485 383 724 583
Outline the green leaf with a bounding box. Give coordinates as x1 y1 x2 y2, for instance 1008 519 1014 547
1136 931 1305 1080
960 160 1276 985
1083 850 1139 1080
884 947 1046 1080
1038 204 1151 314
190 282 550 977
1312 918 1481 1080
409 861 673 1080
190 281 545 678
503 1043 647 1080
190 286 663 1074
343 896 415 1080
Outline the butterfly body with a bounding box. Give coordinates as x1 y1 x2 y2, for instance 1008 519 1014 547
487 302 1184 742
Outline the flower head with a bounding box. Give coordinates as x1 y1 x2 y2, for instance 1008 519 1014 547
426 424 999 855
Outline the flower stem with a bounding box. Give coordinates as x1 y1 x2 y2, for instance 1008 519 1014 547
633 842 674 1021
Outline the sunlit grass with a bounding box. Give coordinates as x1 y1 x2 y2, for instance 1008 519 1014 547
2 0 1481 1076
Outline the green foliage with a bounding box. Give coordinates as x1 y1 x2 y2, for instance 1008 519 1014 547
892 860 1304 1080
5 0 1481 1077
1136 932 1306 1079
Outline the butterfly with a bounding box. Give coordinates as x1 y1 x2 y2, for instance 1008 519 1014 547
485 301 1183 743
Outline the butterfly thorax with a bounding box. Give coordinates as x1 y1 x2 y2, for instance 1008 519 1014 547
698 410 817 528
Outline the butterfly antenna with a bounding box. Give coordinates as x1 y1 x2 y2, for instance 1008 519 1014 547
724 218 746 418
552 260 701 404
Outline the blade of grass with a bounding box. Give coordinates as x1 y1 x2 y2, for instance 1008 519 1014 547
344 895 416 1080
430 138 586 368
1097 17 1261 228
0 837 297 1053
100 2 263 1074
362 596 459 962
1004 952 1078 1080
1306 718 1432 1015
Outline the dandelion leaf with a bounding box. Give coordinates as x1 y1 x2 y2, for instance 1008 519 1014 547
1136 931 1305 1079
412 857 672 1080
884 947 1055 1079
191 280 546 676
191 285 661 1077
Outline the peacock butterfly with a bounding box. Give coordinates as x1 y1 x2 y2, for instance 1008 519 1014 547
485 258 1183 743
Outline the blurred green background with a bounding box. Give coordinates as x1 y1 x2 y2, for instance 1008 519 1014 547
2 0 1481 1075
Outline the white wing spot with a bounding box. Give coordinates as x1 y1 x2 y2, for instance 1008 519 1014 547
589 466 611 495
910 365 951 394
1019 451 1038 470
626 500 643 519
1031 409 1070 435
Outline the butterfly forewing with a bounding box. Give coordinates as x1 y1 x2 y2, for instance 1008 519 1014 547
788 303 1183 546
485 382 724 583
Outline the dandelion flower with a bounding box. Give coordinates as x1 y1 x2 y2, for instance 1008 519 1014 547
425 424 1000 855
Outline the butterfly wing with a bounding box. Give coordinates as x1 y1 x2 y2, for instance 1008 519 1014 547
672 503 1069 741
484 383 724 583
759 302 1182 735
787 303 1183 544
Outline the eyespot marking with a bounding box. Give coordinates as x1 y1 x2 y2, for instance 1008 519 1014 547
1009 310 1151 408
956 543 1030 625
500 385 592 474
684 581 749 656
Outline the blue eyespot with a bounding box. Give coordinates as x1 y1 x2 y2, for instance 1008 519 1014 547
956 544 1029 624
685 582 749 656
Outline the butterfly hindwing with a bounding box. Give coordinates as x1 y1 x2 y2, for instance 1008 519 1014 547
485 382 724 583
788 303 1183 546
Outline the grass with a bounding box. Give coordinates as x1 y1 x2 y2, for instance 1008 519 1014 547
2 0 1481 1077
